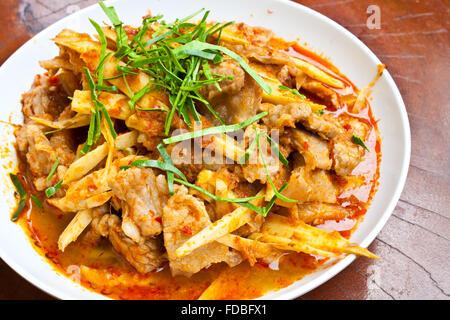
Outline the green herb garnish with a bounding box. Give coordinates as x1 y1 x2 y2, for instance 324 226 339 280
31 195 43 210
265 132 289 166
352 135 369 151
10 174 26 199
255 128 296 204
79 67 118 157
120 159 187 181
163 112 267 144
172 178 264 205
136 107 168 112
44 123 74 135
279 85 306 99
157 144 175 195
45 180 63 198
96 4 271 135
46 157 59 180
89 18 108 86
10 173 27 221
238 133 258 166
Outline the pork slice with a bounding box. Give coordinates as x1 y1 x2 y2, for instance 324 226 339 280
332 117 369 176
278 167 338 206
295 203 351 225
301 113 344 140
302 80 340 109
21 73 68 119
109 167 168 243
15 123 54 176
207 72 262 125
290 128 332 170
107 214 164 274
162 186 242 277
199 58 245 100
88 206 164 273
264 101 312 130
15 123 74 192
332 139 365 176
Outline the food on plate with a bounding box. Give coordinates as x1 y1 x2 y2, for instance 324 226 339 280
9 2 383 299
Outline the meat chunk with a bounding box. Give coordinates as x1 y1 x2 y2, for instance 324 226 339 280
199 58 245 100
290 128 332 170
264 101 311 130
240 126 289 185
227 23 274 46
15 123 54 176
48 131 76 164
294 203 352 225
125 110 166 151
89 207 164 274
207 73 262 125
109 167 169 243
301 113 344 140
331 116 369 175
302 80 340 109
15 123 73 192
21 73 69 119
298 114 367 175
332 139 365 176
109 225 164 274
162 186 242 277
278 167 338 206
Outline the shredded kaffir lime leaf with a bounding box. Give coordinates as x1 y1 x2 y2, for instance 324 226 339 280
352 135 370 151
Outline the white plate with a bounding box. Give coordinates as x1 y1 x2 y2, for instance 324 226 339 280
0 0 410 300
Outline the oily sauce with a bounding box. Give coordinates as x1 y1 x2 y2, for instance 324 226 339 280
13 38 381 300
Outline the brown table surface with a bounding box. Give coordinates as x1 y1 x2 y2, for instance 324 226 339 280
0 0 448 300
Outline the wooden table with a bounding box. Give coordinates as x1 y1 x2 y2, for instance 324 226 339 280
0 0 448 300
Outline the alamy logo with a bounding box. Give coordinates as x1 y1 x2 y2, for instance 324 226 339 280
366 5 381 30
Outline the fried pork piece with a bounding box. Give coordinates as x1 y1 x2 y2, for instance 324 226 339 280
125 109 166 151
290 128 332 170
239 125 289 185
109 167 169 243
199 57 245 100
294 203 352 225
277 167 338 207
301 112 344 140
332 117 370 175
15 123 74 193
229 23 274 46
264 101 312 130
162 186 242 277
206 72 262 125
21 73 69 119
298 113 367 175
302 80 340 109
332 139 364 176
91 210 164 273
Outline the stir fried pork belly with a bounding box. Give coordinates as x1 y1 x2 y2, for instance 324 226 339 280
13 6 381 286
109 167 168 243
163 186 242 277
